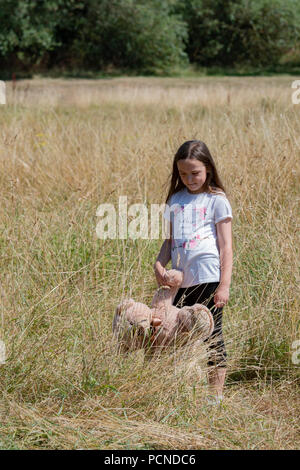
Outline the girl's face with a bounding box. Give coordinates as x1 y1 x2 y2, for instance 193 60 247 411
177 159 207 194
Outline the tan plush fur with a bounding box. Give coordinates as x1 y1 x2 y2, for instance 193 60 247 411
113 269 214 352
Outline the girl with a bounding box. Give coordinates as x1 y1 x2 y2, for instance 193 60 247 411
154 140 233 404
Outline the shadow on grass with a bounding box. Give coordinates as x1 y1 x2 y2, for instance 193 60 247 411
1 62 300 82
227 366 300 385
203 64 300 77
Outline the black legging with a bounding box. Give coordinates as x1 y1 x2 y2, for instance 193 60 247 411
173 282 227 368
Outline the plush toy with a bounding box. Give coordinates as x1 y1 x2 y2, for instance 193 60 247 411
113 269 214 352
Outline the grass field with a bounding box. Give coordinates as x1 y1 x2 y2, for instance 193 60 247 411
0 76 299 449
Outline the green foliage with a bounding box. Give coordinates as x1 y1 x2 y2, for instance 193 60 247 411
0 0 187 74
0 0 62 66
0 0 299 73
173 0 300 67
68 0 188 73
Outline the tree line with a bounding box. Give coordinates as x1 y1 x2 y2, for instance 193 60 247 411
0 0 299 76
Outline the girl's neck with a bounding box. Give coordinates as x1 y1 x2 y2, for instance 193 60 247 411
185 187 207 195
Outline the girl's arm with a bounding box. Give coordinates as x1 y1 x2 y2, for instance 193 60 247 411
214 218 233 308
153 222 172 285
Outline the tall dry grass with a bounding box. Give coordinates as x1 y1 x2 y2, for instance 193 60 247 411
0 77 299 449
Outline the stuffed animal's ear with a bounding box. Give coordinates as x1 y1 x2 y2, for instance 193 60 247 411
192 303 214 338
115 298 135 316
113 300 153 351
178 304 214 340
113 299 135 333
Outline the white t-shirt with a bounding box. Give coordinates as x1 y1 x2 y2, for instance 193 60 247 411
163 188 233 287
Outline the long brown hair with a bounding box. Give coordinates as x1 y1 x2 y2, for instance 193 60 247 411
165 140 226 203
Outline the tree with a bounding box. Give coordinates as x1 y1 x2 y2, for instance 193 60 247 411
0 0 188 74
173 0 300 67
67 0 188 73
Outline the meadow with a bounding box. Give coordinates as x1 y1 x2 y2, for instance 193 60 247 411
0 76 299 449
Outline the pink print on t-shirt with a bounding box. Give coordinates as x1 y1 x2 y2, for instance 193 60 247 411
195 207 207 220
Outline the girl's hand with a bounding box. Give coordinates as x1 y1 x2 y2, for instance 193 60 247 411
154 262 167 286
214 285 229 309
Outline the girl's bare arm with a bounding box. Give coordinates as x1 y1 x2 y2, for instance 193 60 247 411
214 218 233 307
153 222 172 285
